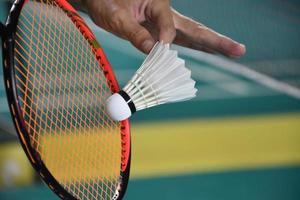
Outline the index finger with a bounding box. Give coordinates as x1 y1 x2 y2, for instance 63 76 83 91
172 9 246 58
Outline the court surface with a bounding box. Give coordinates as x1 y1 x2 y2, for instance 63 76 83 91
0 0 300 199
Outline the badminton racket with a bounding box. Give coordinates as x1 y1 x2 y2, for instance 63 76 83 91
0 0 131 199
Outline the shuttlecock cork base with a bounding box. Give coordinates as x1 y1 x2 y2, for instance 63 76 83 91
106 41 197 121
106 90 136 121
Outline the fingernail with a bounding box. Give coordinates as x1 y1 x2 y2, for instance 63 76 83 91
239 43 246 51
230 43 246 57
142 40 155 53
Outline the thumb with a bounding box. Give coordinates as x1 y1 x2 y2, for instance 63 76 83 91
150 3 175 43
117 15 155 53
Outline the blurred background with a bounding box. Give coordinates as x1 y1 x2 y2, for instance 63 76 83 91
0 0 300 199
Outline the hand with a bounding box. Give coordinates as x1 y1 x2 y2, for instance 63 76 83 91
84 0 246 57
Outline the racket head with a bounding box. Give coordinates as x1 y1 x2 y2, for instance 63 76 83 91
1 0 131 199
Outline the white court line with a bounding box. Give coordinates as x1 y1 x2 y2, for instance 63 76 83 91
176 47 300 100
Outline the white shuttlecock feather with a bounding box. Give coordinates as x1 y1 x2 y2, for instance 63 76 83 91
106 41 197 121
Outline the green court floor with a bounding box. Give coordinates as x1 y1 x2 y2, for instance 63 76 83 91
1 166 300 200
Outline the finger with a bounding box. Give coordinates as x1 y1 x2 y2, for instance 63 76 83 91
195 29 246 58
124 20 156 54
174 36 216 54
141 21 159 41
172 9 246 57
149 2 176 43
109 10 156 54
176 41 216 54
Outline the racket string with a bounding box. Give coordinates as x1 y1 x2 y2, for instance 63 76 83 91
16 3 114 131
14 1 122 199
15 39 120 188
16 8 115 128
15 37 117 200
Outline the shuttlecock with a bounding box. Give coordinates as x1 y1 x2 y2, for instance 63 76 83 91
106 41 197 121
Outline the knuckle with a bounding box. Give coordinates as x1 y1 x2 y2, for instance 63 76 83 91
165 26 176 37
218 36 228 50
109 9 126 29
195 26 210 41
128 28 149 42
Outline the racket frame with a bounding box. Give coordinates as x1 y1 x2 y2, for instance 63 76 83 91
1 0 131 199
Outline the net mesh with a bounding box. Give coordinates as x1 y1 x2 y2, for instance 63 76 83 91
14 1 122 199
